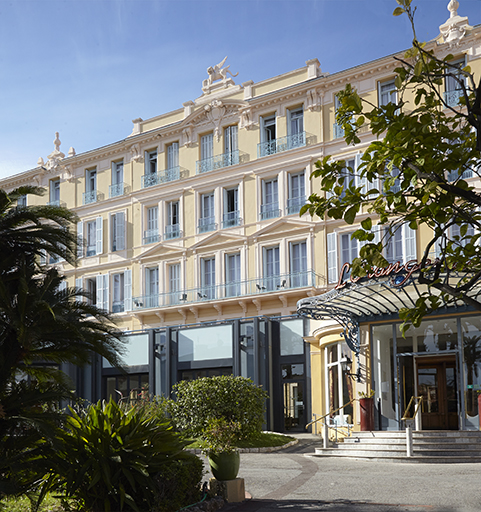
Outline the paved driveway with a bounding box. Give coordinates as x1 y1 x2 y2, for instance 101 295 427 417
216 438 481 512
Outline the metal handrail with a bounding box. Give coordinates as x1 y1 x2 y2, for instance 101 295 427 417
401 395 423 421
306 397 357 429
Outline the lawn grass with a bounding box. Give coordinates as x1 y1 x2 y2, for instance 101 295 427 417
1 494 66 512
187 431 295 450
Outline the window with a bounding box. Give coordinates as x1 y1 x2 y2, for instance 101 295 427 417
49 179 60 206
17 195 27 207
259 115 276 156
199 193 216 233
435 222 476 258
262 246 280 291
378 79 397 106
96 274 109 312
287 107 305 148
146 267 159 308
200 133 214 161
168 263 181 304
445 57 466 107
167 142 179 170
290 241 307 287
145 150 157 175
223 187 240 228
144 206 159 244
384 224 416 264
111 212 125 252
327 231 361 284
287 172 305 214
260 178 279 220
79 217 103 258
110 161 124 197
224 125 238 160
200 257 216 299
85 277 97 306
225 253 241 297
165 200 181 239
333 95 344 139
83 168 97 204
112 273 124 313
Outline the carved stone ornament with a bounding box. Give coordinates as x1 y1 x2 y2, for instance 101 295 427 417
62 165 74 182
182 125 195 147
306 89 321 111
204 100 226 141
439 0 471 44
130 143 142 163
202 56 239 94
44 132 65 174
239 107 255 130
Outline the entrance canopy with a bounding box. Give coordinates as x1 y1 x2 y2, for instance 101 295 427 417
297 266 481 356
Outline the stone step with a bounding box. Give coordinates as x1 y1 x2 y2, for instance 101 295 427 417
337 441 481 452
311 450 481 464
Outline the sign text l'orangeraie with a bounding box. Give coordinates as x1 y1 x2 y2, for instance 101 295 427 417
335 259 428 290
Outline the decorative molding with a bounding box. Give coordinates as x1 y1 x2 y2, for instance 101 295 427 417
129 144 142 163
439 0 472 44
252 298 262 314
204 100 226 142
201 56 239 95
213 303 223 316
238 300 247 316
279 295 288 308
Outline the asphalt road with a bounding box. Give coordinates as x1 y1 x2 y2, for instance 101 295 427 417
213 437 481 512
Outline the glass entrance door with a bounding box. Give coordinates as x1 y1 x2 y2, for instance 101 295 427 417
416 356 458 430
282 363 305 431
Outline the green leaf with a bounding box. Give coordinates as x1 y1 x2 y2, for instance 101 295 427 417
393 6 404 16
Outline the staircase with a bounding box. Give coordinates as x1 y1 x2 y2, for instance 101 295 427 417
313 430 481 463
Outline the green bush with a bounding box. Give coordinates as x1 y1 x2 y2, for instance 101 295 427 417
42 398 198 512
167 375 268 439
152 453 204 512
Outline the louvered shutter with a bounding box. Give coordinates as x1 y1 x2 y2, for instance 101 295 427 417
327 232 338 284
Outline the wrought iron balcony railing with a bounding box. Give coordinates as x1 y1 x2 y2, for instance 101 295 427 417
112 301 125 313
131 270 321 310
286 196 306 215
196 150 239 174
257 132 307 158
448 168 474 181
47 199 61 207
222 211 241 228
141 167 189 188
198 217 217 234
260 202 281 221
143 229 160 245
444 89 463 108
165 224 182 240
109 182 125 198
82 190 97 205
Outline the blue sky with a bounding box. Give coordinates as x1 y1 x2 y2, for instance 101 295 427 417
0 0 480 179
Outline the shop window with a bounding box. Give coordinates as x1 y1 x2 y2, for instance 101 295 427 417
105 373 149 403
325 342 353 425
178 324 233 362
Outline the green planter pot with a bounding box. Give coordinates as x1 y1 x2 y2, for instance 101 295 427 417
208 451 240 481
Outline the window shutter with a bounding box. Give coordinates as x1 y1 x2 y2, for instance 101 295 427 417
124 269 132 311
327 232 338 284
356 154 367 195
77 221 84 258
116 212 125 251
404 224 417 262
58 280 67 293
76 277 83 302
96 216 103 255
96 274 109 312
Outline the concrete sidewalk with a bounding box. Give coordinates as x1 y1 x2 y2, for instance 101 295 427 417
211 434 481 512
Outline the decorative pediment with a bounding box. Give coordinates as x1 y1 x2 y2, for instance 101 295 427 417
191 231 247 252
250 217 315 240
136 242 184 261
439 0 472 44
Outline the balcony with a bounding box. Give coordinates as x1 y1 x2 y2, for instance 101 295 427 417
260 202 281 221
198 216 217 234
47 199 61 207
82 190 97 205
109 182 125 198
112 301 124 313
141 167 189 188
131 270 321 310
286 196 306 215
143 229 160 245
333 123 345 139
257 132 307 158
196 150 239 174
444 89 463 108
448 168 474 181
165 224 182 240
222 211 241 228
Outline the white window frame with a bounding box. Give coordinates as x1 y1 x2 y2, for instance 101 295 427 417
378 79 397 106
167 142 179 169
145 150 158 175
224 126 238 155
50 178 60 203
111 211 125 252
80 216 103 258
287 107 304 136
112 160 123 185
200 256 216 299
200 133 214 161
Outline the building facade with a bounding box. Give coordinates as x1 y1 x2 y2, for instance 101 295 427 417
2 2 480 433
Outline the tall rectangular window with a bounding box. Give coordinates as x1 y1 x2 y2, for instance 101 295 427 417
17 195 27 207
288 108 303 136
111 212 125 252
165 200 180 239
49 179 60 205
223 187 239 228
201 257 216 299
144 206 159 244
260 178 279 220
199 193 215 233
167 142 179 169
290 241 307 287
112 273 125 313
225 253 241 297
224 126 238 154
445 57 466 107
378 79 397 106
169 263 181 305
263 246 280 291
146 267 159 308
384 224 417 264
86 220 97 257
110 161 124 198
145 150 157 175
201 133 214 161
287 172 305 214
259 114 276 157
84 168 97 204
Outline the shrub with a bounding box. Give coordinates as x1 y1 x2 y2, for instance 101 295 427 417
42 398 199 512
167 375 268 439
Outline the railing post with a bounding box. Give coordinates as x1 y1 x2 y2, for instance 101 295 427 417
323 422 329 449
415 399 422 431
406 425 413 457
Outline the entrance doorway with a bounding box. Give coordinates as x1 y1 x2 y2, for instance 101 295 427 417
416 356 458 430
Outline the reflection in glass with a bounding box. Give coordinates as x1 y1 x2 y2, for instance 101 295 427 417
418 368 439 413
462 318 481 418
283 381 304 430
282 364 304 379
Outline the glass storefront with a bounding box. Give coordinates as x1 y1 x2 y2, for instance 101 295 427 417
325 342 353 425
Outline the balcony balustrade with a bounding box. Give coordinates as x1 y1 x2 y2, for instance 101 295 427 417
47 199 61 207
143 229 160 245
165 224 182 240
257 132 307 158
131 270 320 310
286 196 306 215
198 217 217 234
260 202 281 221
141 167 188 188
83 190 97 205
444 89 463 108
196 150 239 174
222 211 241 228
109 182 125 198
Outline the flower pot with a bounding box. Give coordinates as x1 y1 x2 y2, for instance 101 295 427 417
208 451 240 481
359 397 374 431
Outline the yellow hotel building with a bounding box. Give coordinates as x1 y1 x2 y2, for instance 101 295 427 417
2 2 481 434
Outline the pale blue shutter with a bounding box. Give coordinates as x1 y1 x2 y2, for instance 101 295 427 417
327 232 338 284
404 224 417 262
96 274 109 311
116 212 125 251
76 277 83 301
356 154 367 195
77 221 84 258
124 269 132 311
96 216 103 255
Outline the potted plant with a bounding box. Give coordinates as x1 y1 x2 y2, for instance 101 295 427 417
358 390 375 431
201 417 241 481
